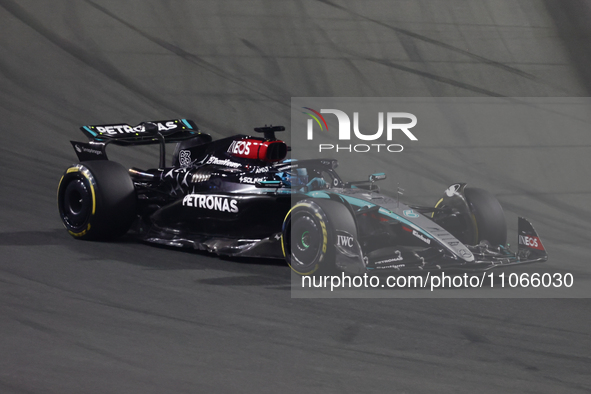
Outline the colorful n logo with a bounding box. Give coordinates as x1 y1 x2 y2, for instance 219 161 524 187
302 107 328 140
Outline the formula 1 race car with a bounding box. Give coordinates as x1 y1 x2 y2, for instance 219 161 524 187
57 119 548 275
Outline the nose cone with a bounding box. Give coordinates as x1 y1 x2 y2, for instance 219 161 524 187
457 248 474 262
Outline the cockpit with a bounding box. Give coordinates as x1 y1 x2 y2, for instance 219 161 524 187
275 160 342 191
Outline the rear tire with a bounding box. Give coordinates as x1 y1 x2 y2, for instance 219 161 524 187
57 161 136 240
464 188 507 246
281 201 334 275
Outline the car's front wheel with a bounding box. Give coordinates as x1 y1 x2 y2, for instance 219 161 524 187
434 186 507 246
281 201 334 275
464 187 507 246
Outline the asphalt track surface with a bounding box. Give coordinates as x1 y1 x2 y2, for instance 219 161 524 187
1 1 590 393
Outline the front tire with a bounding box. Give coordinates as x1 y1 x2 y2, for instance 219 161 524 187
281 201 334 275
57 161 136 240
464 188 507 246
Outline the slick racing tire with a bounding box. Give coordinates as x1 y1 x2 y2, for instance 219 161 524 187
57 161 136 240
282 201 334 275
464 187 507 246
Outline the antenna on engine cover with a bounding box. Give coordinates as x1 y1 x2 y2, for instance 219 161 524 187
254 125 285 141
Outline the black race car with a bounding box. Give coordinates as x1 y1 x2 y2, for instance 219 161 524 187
57 119 548 275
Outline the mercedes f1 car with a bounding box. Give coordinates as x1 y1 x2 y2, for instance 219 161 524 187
57 119 548 275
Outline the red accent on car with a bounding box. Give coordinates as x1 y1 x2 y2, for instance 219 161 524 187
518 235 545 251
227 138 287 162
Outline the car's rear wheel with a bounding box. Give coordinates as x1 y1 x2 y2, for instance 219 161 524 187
282 201 333 275
57 161 136 240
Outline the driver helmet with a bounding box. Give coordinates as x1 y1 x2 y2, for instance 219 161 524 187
277 168 308 188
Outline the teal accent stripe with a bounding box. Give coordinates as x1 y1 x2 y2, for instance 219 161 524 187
181 119 192 129
338 194 376 208
83 126 97 136
378 207 433 238
306 192 433 239
305 191 330 199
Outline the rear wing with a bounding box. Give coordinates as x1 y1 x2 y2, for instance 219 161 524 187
72 119 212 167
80 119 207 145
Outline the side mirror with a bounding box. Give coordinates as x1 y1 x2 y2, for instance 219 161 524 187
369 172 386 182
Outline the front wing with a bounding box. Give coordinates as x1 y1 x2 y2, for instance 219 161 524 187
335 217 548 275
